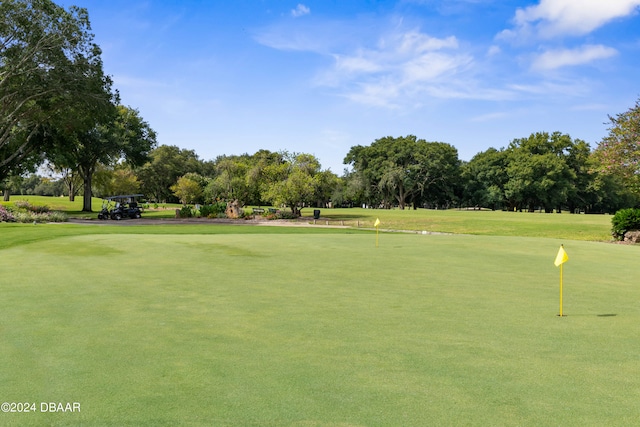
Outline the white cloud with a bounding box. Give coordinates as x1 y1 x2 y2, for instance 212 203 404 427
333 51 383 74
501 0 640 40
291 4 310 18
487 45 501 56
256 15 598 108
531 44 618 70
470 111 509 122
507 80 590 97
320 29 473 107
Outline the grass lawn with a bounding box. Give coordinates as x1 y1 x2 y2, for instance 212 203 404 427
0 195 181 219
305 207 613 241
1 195 614 241
1 222 639 426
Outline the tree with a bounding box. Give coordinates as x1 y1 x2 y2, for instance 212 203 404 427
93 165 141 197
137 145 202 203
461 148 508 210
313 170 340 208
411 141 461 209
261 152 322 216
1 0 114 182
1 173 25 201
594 98 640 197
205 155 251 203
244 150 283 206
42 162 82 200
345 135 460 209
564 139 593 213
171 175 203 205
502 132 580 212
50 105 156 211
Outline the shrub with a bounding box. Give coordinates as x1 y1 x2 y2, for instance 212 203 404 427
277 210 298 219
46 211 68 222
11 211 67 223
200 201 227 218
611 208 640 240
178 205 194 218
14 200 50 213
0 205 15 222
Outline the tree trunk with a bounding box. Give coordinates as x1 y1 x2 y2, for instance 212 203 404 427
68 180 75 202
82 171 93 212
397 185 406 210
3 188 9 201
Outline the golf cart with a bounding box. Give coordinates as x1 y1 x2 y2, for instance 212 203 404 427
97 194 144 220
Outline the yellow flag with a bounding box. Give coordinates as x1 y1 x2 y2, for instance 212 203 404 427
374 218 380 227
554 245 568 267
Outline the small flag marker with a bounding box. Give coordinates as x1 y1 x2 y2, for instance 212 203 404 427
555 245 569 316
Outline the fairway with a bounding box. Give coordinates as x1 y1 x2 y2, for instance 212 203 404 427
2 228 640 426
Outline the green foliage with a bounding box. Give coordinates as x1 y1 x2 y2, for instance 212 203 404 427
14 200 49 213
262 209 297 220
611 208 640 240
0 0 114 181
49 105 157 212
93 165 141 197
276 210 298 219
345 135 461 209
205 155 252 204
178 205 194 218
171 175 203 205
261 152 328 216
462 132 596 212
594 98 640 196
198 201 227 218
137 145 203 203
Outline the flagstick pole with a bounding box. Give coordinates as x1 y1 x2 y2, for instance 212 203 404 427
559 264 563 317
375 226 379 247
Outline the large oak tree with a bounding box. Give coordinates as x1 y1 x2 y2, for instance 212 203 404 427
49 105 157 211
0 0 114 183
345 135 460 209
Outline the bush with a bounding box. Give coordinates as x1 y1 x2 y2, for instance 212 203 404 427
0 205 15 222
277 210 298 219
199 201 227 218
14 200 50 213
178 205 194 218
611 208 640 240
11 210 67 223
262 209 298 220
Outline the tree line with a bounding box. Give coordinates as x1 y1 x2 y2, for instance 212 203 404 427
2 0 639 214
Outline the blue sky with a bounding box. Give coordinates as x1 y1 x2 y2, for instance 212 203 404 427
60 0 640 173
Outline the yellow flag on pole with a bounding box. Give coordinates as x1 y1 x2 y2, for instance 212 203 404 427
374 218 380 227
554 245 568 267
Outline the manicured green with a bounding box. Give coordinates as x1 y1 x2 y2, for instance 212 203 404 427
1 223 639 426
